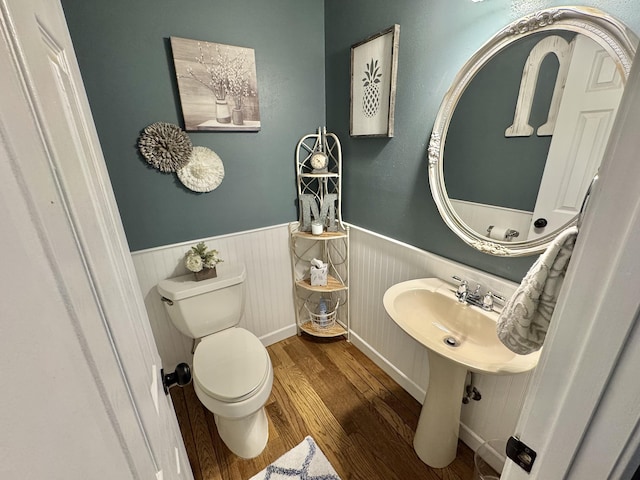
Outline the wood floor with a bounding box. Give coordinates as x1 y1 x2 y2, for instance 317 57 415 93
170 334 475 480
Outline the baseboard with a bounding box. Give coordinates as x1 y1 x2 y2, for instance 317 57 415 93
259 324 297 347
459 422 485 451
349 331 427 403
460 423 505 472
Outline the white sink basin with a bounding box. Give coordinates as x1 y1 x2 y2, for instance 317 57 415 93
383 277 539 374
383 277 540 468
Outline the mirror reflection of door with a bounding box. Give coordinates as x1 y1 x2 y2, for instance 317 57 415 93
444 31 569 241
443 31 624 242
528 34 624 239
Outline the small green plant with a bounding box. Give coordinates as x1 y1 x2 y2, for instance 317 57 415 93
185 242 223 272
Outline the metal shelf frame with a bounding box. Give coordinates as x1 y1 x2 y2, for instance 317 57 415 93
289 127 349 340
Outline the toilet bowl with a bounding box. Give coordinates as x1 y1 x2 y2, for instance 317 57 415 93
192 328 273 458
157 263 273 458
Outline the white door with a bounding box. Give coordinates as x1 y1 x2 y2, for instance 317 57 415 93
502 51 640 479
0 1 192 478
528 34 624 240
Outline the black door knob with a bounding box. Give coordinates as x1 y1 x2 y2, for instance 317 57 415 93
533 218 548 228
162 363 192 394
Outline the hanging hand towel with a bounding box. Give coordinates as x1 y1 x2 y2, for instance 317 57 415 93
496 226 579 355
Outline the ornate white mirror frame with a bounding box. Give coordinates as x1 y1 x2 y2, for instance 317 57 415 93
428 6 638 256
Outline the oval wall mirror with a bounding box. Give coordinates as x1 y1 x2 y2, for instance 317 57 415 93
428 6 638 256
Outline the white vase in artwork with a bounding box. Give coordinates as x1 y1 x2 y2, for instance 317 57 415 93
216 99 231 124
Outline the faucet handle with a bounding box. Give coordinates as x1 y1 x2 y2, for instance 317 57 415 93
452 276 468 290
452 276 468 302
483 291 506 310
482 292 494 311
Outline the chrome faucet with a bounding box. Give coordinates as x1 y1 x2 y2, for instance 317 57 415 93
452 276 505 311
469 283 482 303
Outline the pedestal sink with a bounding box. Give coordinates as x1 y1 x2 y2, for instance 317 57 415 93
383 278 540 468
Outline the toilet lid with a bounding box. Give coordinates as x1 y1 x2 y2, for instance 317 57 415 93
193 328 270 402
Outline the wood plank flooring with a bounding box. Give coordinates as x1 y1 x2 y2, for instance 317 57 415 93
170 334 475 480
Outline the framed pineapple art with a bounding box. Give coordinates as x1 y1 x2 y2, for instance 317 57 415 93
350 24 400 137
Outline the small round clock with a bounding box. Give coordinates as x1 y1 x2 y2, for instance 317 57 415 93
310 151 328 170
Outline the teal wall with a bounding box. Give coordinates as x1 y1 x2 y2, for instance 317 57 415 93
61 0 325 251
62 0 640 282
324 0 640 281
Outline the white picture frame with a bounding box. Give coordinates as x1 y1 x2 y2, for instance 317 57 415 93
350 24 400 137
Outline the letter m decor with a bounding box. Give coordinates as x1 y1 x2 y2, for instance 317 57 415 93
300 194 338 232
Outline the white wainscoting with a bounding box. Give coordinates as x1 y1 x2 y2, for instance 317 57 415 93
451 199 532 242
131 224 296 371
348 225 533 451
132 222 534 451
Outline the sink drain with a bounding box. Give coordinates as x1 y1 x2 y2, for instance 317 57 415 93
443 336 459 347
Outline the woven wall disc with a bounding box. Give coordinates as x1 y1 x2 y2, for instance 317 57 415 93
138 122 193 172
177 146 225 192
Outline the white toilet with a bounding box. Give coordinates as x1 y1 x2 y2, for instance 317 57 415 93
157 263 273 459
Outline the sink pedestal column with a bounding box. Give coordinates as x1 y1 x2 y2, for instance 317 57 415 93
414 350 468 468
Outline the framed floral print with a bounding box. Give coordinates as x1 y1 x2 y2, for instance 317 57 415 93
171 37 260 132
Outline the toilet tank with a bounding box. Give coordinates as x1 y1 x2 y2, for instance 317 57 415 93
157 263 246 339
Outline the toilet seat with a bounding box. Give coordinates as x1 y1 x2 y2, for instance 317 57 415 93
193 328 270 403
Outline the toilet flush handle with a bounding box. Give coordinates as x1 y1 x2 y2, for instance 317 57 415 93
161 363 192 394
161 296 174 306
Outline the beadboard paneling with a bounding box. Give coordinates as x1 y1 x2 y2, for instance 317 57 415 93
131 224 296 371
450 199 532 241
348 225 533 450
132 221 534 451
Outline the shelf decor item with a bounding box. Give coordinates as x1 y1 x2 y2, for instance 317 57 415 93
305 297 338 330
350 24 400 137
171 36 260 132
310 258 328 286
177 146 225 193
138 122 193 172
184 242 223 281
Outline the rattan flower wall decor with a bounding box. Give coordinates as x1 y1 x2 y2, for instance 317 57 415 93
138 122 193 172
177 146 225 193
